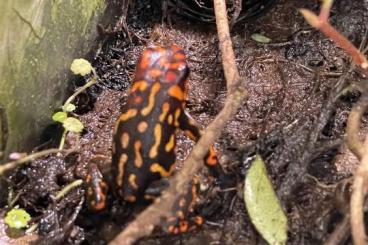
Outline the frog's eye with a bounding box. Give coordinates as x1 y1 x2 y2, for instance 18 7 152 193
165 71 177 83
164 65 189 85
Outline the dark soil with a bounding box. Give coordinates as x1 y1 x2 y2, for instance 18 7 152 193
1 0 368 244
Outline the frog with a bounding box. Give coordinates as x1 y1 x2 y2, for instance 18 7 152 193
85 44 232 233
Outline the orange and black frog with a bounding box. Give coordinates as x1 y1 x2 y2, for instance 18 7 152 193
85 44 233 233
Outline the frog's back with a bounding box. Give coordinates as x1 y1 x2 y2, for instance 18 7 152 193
112 45 189 202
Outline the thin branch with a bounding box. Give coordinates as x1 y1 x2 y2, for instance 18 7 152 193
351 139 368 245
0 148 75 175
300 8 368 69
346 95 368 245
319 0 333 22
323 214 350 245
55 179 83 201
108 0 246 244
346 96 368 160
229 0 242 27
213 0 240 89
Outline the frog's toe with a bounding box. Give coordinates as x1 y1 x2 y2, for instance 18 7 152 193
163 215 204 234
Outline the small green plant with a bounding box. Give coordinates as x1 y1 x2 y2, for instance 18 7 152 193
52 58 99 149
4 208 31 229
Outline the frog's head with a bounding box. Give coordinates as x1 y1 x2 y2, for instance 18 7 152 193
134 44 189 89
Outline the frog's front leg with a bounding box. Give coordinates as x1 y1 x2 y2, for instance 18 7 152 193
178 110 233 188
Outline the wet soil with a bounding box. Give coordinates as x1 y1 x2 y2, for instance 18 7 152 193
1 0 368 244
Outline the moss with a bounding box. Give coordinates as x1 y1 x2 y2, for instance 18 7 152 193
0 0 105 160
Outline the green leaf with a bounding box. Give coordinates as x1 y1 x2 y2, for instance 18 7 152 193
52 111 67 123
4 208 31 229
251 33 272 44
244 155 287 245
63 117 84 133
70 58 92 76
62 103 76 112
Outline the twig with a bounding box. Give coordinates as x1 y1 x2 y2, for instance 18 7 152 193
214 0 240 89
346 96 368 160
26 223 39 234
0 148 75 175
319 0 333 22
55 179 83 201
323 214 350 245
108 0 246 244
38 196 85 245
351 139 368 245
229 0 242 27
346 95 368 245
300 4 368 69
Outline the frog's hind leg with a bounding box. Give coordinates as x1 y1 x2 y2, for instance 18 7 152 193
161 176 204 234
178 110 234 188
85 163 109 211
